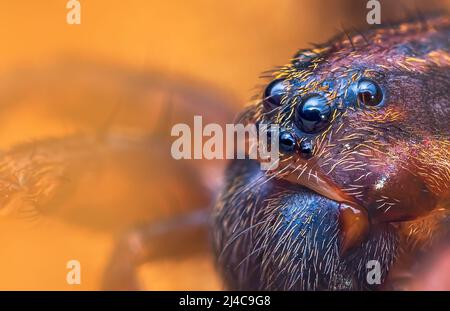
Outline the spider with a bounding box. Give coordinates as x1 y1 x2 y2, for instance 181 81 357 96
0 6 448 291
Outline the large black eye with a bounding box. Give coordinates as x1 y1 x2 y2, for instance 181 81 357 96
295 95 331 134
357 79 383 107
263 79 285 108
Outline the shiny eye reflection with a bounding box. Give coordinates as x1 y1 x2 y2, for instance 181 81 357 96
357 79 383 107
295 95 331 134
279 131 296 153
263 79 286 108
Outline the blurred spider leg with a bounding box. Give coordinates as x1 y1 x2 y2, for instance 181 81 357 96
101 208 211 290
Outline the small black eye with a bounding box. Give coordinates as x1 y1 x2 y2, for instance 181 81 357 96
292 50 315 69
279 131 296 153
299 140 313 155
295 95 331 134
357 79 383 107
263 79 286 108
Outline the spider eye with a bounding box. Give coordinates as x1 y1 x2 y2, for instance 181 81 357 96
357 79 383 107
279 131 296 153
295 94 331 134
292 49 315 69
263 79 286 108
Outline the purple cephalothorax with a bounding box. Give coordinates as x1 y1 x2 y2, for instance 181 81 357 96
213 15 450 290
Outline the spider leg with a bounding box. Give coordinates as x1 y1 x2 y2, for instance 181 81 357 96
101 209 211 290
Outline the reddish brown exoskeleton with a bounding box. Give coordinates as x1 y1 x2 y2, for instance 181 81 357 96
0 14 449 291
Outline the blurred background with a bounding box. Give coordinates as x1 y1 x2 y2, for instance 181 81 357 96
0 0 447 290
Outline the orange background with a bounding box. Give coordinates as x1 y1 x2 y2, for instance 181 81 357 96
0 0 447 290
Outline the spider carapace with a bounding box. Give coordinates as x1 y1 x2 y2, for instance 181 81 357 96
0 14 448 291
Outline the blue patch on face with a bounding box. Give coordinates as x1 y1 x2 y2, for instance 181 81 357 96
277 188 340 246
